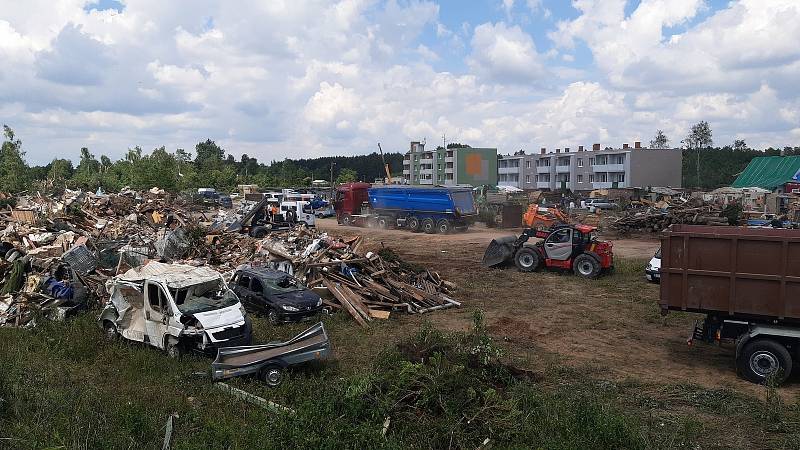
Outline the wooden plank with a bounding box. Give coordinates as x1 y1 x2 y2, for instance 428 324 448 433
338 284 373 322
215 382 295 415
368 309 390 320
322 279 367 327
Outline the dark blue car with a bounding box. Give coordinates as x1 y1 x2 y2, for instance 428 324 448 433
230 267 322 325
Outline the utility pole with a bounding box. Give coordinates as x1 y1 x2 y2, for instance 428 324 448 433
330 161 336 200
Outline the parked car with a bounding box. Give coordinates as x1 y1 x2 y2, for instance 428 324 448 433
99 262 252 358
584 198 617 210
645 248 661 283
230 267 322 325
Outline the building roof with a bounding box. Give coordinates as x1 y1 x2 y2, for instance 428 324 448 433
732 156 800 190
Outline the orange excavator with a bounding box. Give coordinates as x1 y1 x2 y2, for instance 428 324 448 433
522 205 569 230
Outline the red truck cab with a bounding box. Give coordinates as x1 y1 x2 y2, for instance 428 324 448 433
334 182 371 225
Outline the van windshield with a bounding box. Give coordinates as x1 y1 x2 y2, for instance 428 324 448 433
170 280 239 315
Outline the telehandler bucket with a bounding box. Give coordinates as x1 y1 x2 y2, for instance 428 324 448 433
482 236 518 267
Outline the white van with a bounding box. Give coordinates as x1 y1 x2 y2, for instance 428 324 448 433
280 200 316 227
99 262 252 357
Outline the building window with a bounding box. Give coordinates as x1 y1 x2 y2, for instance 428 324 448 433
577 158 583 167
577 174 583 183
525 160 531 169
589 157 594 166
588 174 594 183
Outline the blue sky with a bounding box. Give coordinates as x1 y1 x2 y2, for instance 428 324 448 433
3 0 800 163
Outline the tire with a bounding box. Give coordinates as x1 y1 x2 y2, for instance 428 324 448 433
102 320 118 342
573 254 601 279
259 364 284 387
407 216 420 232
377 217 389 229
286 210 297 223
436 219 451 234
514 247 541 272
268 309 282 326
341 214 352 226
166 337 183 359
367 217 378 228
250 226 269 238
422 218 436 234
737 339 793 385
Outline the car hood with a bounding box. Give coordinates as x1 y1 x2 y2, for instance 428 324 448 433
189 303 245 329
272 290 321 307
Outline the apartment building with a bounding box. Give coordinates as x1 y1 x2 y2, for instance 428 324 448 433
521 142 682 191
497 154 524 188
402 141 498 186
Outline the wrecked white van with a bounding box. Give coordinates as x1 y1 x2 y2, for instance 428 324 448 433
99 262 252 357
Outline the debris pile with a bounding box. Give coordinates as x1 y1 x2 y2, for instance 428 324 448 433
610 197 728 233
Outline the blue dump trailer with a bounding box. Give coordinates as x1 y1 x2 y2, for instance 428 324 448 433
335 183 476 233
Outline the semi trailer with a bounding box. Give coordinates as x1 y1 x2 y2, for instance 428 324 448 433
659 224 800 384
334 183 477 233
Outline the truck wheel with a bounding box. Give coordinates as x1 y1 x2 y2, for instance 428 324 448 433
259 364 284 387
514 247 541 272
250 226 269 238
738 339 792 385
422 218 436 234
436 219 451 234
166 337 183 359
102 320 118 341
573 254 601 278
407 216 420 232
341 214 352 226
377 217 389 229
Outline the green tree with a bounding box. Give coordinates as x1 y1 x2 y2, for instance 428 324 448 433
649 129 669 149
682 121 713 188
48 158 74 183
733 139 748 151
336 168 358 183
0 125 30 192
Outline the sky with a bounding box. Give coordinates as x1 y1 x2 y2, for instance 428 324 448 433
1 0 799 164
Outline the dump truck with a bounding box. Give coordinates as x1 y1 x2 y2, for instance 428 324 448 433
334 183 477 233
659 224 800 384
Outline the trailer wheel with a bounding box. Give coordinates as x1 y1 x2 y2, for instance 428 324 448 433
514 247 541 272
407 216 420 232
422 218 436 234
738 339 792 385
259 364 284 387
377 217 389 229
573 254 601 279
436 219 451 234
341 214 352 226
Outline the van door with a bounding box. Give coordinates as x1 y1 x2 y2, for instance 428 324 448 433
544 228 573 260
144 281 170 349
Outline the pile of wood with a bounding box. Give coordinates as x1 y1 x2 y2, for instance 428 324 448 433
611 197 728 233
244 228 461 326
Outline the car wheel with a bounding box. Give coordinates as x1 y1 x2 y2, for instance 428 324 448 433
514 247 541 272
259 364 284 387
268 309 282 326
166 337 183 359
737 339 792 385
573 254 601 279
422 218 436 234
102 320 118 341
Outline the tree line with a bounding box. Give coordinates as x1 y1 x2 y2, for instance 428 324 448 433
1 125 404 193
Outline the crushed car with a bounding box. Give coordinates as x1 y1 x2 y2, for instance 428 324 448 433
99 262 252 357
230 266 322 325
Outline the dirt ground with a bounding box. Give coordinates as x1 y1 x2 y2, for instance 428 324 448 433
316 218 800 400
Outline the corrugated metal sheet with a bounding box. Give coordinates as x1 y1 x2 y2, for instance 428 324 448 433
117 262 221 288
732 156 800 190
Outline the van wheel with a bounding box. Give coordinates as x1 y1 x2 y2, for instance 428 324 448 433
166 337 183 359
422 218 436 234
407 216 420 232
514 247 541 272
102 321 118 341
573 254 601 278
436 219 451 234
259 364 284 387
737 339 792 385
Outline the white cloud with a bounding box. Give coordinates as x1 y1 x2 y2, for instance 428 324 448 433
468 22 545 83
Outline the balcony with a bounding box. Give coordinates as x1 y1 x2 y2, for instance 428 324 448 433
536 181 552 189
418 179 434 185
402 169 410 175
420 157 434 164
592 163 624 172
556 165 571 173
592 181 628 189
445 167 453 173
419 168 433 175
445 157 454 163
498 166 521 174
536 165 551 173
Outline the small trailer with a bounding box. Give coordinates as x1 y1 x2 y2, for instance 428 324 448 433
659 225 800 384
211 322 331 386
335 183 477 233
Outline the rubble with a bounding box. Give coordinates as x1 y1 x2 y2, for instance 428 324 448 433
610 196 729 233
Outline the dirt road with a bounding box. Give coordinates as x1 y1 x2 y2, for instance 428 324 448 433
317 218 799 398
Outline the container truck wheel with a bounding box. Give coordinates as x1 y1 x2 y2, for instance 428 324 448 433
573 254 601 279
738 339 792 385
514 247 541 272
407 216 420 232
436 219 451 234
341 214 352 226
422 218 436 234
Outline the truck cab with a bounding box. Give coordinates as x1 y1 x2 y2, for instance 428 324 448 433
280 200 316 227
99 262 252 357
335 182 371 225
